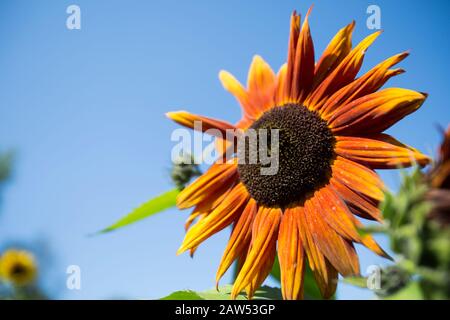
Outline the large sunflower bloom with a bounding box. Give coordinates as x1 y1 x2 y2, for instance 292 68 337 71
166 9 430 299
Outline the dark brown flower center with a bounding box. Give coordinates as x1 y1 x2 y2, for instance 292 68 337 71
237 104 335 208
11 263 27 276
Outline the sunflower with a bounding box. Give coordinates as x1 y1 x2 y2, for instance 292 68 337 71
0 249 37 287
166 8 430 299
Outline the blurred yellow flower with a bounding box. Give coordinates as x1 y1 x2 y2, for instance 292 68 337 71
0 249 37 287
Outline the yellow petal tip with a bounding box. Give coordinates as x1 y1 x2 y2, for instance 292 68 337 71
176 246 187 256
252 54 264 63
218 70 228 79
165 111 180 120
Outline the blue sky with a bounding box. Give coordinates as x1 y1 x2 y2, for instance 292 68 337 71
0 0 449 299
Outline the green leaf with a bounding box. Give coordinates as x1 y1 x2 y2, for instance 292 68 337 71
99 188 180 234
160 285 282 300
201 285 281 300
342 276 368 288
270 256 281 282
302 265 328 300
161 290 204 300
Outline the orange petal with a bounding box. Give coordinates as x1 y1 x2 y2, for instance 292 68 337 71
329 88 427 135
184 210 204 231
306 31 381 111
332 156 385 202
247 55 277 113
295 206 324 273
192 182 235 213
295 206 337 299
284 11 301 101
335 134 431 169
278 208 305 300
330 177 382 222
177 184 249 254
321 183 390 259
231 207 281 299
235 241 250 279
274 63 288 105
215 198 257 286
220 56 277 121
289 7 315 103
177 161 238 209
321 52 409 120
352 217 391 259
304 197 360 276
166 110 236 138
313 21 355 88
314 260 338 299
189 246 199 257
312 186 360 241
245 242 277 299
186 185 235 230
219 70 257 120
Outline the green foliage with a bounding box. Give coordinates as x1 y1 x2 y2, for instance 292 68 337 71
0 152 13 184
0 285 48 300
343 267 411 296
342 276 367 288
170 153 201 190
346 168 450 299
381 169 432 264
100 188 179 233
373 266 411 297
161 290 204 300
383 281 424 300
374 168 450 299
161 285 282 300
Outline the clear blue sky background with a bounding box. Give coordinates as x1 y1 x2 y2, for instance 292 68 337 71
0 0 449 299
